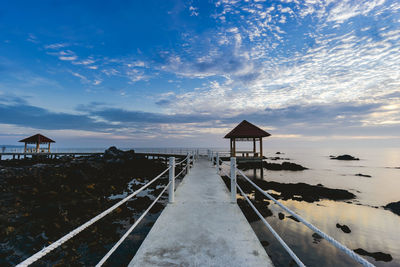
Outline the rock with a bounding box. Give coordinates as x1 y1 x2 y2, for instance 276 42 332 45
275 152 283 154
0 148 168 265
336 223 351 233
104 146 124 159
278 212 285 220
288 215 299 222
238 161 308 171
355 173 371 178
260 240 269 247
236 198 272 223
354 248 392 262
330 154 359 160
384 201 400 216
266 157 290 161
312 233 323 243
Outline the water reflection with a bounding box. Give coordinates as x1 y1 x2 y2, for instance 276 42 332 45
224 147 400 267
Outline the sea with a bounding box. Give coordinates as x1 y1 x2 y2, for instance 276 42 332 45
218 146 400 267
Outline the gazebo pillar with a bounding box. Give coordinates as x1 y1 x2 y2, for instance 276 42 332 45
48 143 51 153
259 137 263 159
233 138 236 157
253 138 256 155
36 142 40 153
24 143 27 153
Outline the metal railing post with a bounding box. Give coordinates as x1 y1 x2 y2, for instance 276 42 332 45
230 157 237 203
186 153 190 174
216 152 220 174
169 157 175 203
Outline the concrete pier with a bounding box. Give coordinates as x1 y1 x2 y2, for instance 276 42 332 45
129 158 273 267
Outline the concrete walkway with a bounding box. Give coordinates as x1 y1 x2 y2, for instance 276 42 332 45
129 158 273 267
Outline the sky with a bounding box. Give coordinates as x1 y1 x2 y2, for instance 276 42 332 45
0 0 399 148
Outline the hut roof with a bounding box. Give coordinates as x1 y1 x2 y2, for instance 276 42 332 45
224 120 271 138
19 134 55 144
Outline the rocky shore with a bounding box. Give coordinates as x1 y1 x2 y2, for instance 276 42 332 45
384 201 400 216
238 161 308 171
330 154 360 160
0 147 186 266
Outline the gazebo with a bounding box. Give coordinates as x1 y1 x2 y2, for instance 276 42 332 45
224 120 271 159
19 134 55 153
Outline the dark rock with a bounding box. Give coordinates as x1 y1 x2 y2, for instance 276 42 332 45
278 212 285 220
238 161 307 171
355 173 371 178
354 248 392 262
312 233 323 243
0 147 167 265
276 152 283 154
384 201 400 216
237 198 273 223
104 146 125 159
266 157 290 161
260 240 269 247
336 223 351 233
288 215 299 222
330 154 359 160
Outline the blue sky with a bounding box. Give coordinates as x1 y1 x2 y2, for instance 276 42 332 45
0 0 399 148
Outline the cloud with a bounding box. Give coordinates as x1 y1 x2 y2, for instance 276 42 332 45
0 93 398 142
0 97 111 131
44 43 69 49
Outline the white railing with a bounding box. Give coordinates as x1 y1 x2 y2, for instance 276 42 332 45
17 152 196 267
211 152 375 267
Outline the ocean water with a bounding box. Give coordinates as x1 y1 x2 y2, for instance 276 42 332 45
221 147 400 266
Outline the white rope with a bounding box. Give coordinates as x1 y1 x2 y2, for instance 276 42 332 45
16 166 171 267
175 166 186 178
236 169 375 267
236 184 305 267
176 155 189 166
220 169 230 178
96 180 172 266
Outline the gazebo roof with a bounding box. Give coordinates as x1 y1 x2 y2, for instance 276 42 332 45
224 120 271 139
19 134 55 144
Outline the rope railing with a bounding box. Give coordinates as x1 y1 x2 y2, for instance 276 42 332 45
17 153 197 267
96 180 172 266
176 154 190 166
175 166 187 178
236 183 305 267
212 152 375 267
16 166 171 267
236 169 375 267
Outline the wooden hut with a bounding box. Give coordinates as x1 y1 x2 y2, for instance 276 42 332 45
224 120 271 159
19 134 55 153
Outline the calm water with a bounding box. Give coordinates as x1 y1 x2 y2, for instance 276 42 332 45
222 147 400 266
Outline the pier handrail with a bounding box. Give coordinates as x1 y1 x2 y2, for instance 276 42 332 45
17 152 196 267
215 154 375 267
96 179 173 266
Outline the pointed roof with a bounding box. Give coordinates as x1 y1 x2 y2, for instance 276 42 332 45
19 134 55 144
224 120 271 139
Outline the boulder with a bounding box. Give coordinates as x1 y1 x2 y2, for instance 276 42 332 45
384 201 400 216
336 223 351 233
104 146 124 159
354 248 392 262
330 154 359 160
355 173 371 178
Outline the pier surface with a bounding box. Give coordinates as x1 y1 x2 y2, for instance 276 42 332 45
129 158 273 267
